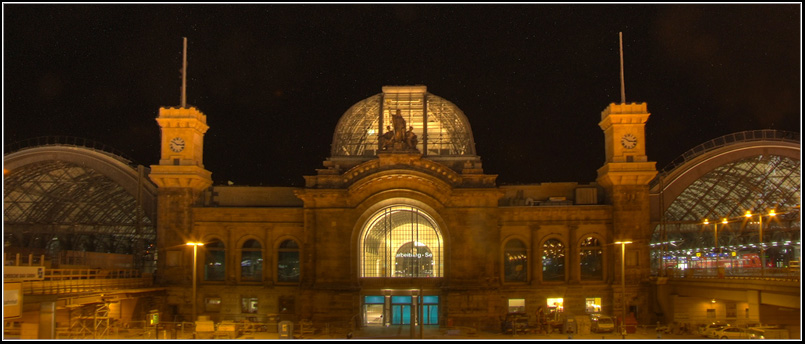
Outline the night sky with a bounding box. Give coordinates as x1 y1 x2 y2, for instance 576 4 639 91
4 4 801 187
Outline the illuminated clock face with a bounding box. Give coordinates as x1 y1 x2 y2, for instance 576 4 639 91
621 133 637 149
169 137 186 152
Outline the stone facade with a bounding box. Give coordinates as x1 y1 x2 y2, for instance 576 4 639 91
150 87 657 331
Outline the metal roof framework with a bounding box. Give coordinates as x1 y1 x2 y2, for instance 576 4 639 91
4 142 156 268
651 132 801 266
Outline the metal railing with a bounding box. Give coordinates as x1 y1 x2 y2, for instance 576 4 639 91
4 136 136 166
652 130 800 186
20 268 152 295
661 267 799 282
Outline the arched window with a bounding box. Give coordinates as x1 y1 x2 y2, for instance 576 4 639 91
360 205 443 278
241 239 263 281
277 239 300 283
542 239 565 281
580 236 603 280
503 239 528 282
204 239 225 281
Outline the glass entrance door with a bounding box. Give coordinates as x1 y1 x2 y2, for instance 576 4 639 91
392 304 411 325
391 296 412 325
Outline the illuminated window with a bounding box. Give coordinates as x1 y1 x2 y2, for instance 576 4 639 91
508 298 525 313
242 297 258 314
504 239 528 282
580 237 603 280
542 239 565 281
331 88 476 158
364 296 385 325
277 239 300 283
360 205 443 278
547 298 564 312
585 297 602 313
240 239 263 281
204 239 225 281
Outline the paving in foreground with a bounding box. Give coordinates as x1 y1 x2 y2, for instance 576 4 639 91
233 326 705 340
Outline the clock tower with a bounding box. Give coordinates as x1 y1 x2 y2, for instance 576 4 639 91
149 105 212 285
596 102 657 325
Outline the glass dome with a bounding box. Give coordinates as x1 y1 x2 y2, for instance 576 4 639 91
331 86 476 158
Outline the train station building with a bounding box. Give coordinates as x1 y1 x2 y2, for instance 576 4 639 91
4 85 800 338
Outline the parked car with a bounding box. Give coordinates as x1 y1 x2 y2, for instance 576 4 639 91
501 312 530 334
590 315 615 333
698 322 728 337
747 326 790 339
711 327 750 339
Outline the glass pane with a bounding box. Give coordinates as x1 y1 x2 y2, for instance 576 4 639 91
204 244 225 281
422 296 439 304
365 304 384 325
361 205 443 278
504 239 528 282
241 250 262 281
391 296 412 304
278 251 300 283
580 237 603 280
542 239 565 281
365 295 385 304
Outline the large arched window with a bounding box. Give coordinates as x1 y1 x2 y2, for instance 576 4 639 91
542 239 565 281
241 239 263 281
204 239 225 281
360 205 443 278
580 236 603 280
503 239 528 282
277 239 300 283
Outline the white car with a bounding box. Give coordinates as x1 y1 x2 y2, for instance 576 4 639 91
699 323 728 337
711 327 749 339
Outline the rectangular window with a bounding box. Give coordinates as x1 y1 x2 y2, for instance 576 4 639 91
365 304 384 325
364 295 385 304
547 298 564 312
585 297 602 313
242 297 258 313
508 298 525 313
391 296 412 304
422 296 439 304
205 297 221 312
707 309 716 319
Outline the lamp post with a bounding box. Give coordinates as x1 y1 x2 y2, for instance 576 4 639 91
186 242 204 322
614 240 632 337
745 210 775 277
703 219 728 274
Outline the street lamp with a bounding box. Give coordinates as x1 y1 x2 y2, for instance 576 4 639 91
614 240 632 337
186 242 204 322
703 218 728 274
745 210 776 277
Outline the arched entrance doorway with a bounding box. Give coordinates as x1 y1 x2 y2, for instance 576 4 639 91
359 204 444 327
360 205 443 278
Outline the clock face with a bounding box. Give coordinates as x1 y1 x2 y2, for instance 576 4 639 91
169 137 186 152
621 133 637 149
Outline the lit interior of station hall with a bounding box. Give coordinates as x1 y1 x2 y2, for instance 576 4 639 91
4 82 799 339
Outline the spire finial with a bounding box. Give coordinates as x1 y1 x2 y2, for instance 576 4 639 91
619 32 626 104
181 37 188 108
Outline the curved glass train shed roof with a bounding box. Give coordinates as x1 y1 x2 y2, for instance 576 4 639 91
650 131 800 269
331 85 476 159
4 138 157 267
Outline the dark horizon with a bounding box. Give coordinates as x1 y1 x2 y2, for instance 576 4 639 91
4 4 801 187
